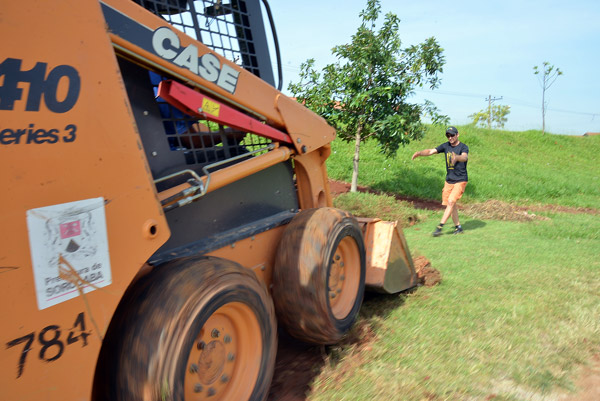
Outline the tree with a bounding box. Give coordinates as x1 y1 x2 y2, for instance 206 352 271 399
289 0 447 192
533 62 563 134
469 104 511 129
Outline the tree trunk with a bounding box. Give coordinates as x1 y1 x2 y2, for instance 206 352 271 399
542 87 546 135
350 124 363 193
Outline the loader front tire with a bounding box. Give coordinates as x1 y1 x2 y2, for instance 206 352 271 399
273 208 366 344
105 257 276 401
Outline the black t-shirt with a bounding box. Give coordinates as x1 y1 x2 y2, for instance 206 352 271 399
435 142 469 183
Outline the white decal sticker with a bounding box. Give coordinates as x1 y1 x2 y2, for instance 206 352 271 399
151 27 240 93
27 198 112 310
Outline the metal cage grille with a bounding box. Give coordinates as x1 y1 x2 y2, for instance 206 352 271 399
127 0 275 179
151 73 271 172
133 0 262 78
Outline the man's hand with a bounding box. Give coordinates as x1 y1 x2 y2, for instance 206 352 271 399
413 149 437 160
451 152 468 164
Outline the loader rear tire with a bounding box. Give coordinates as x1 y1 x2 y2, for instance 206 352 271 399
107 257 276 401
273 208 366 344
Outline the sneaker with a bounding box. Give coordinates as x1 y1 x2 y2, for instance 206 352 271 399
432 225 443 237
453 225 464 234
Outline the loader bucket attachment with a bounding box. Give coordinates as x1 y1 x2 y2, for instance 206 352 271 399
358 218 418 294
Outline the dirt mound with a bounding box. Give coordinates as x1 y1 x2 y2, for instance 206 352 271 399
461 200 549 222
413 255 441 287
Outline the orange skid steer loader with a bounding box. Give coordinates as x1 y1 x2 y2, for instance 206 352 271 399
0 1 417 400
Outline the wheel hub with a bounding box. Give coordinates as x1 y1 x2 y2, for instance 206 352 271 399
184 302 262 400
197 340 226 385
328 236 360 319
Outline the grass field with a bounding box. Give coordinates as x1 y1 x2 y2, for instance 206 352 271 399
308 126 600 400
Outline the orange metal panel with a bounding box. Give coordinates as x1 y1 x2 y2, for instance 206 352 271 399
275 94 336 154
293 146 333 209
207 226 287 290
0 1 168 399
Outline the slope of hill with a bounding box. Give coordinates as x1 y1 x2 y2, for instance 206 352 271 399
326 125 600 209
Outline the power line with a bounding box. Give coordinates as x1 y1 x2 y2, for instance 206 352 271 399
542 107 599 117
281 65 599 118
417 89 599 117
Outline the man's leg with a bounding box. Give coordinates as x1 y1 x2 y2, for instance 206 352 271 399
451 203 460 226
432 183 453 236
451 203 464 234
440 201 456 225
433 182 466 236
447 182 467 234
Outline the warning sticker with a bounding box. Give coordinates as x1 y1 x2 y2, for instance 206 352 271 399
26 198 112 310
202 97 221 117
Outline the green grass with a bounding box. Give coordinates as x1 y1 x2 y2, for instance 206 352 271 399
327 125 600 209
309 213 600 400
307 126 600 400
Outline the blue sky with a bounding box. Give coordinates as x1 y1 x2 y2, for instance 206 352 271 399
267 0 600 135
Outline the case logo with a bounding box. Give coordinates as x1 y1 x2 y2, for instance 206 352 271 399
152 27 240 94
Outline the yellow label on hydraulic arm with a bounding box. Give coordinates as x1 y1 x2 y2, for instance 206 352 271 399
202 98 221 117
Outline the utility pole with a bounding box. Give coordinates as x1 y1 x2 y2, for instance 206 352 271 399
485 95 503 129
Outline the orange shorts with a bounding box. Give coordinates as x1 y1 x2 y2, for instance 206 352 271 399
442 181 467 205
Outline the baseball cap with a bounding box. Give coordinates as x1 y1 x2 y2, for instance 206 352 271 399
446 126 458 136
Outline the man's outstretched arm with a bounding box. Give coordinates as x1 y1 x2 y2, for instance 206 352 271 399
412 148 438 160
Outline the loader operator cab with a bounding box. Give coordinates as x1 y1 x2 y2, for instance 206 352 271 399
134 0 271 166
122 0 279 181
113 0 299 263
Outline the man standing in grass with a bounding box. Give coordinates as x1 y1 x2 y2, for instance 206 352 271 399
412 126 469 236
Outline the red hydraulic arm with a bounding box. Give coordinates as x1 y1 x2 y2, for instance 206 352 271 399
157 80 293 144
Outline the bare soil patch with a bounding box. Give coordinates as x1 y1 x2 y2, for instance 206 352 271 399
329 179 443 211
560 353 600 401
267 331 323 401
267 319 380 400
461 199 549 222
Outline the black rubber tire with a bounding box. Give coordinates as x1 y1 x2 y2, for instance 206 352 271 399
104 256 276 401
272 207 366 344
